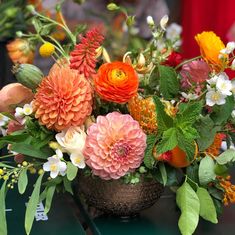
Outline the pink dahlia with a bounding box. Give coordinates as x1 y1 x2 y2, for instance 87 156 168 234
180 60 210 89
83 112 146 180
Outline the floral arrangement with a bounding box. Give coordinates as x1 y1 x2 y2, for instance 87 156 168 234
0 2 235 235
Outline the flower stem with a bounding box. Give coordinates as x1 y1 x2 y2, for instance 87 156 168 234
175 56 202 70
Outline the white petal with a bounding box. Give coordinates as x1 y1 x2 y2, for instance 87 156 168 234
43 162 51 171
160 15 169 30
56 149 63 159
59 161 67 173
50 171 59 179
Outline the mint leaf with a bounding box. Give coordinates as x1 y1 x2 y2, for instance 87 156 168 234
144 134 156 169
153 96 173 133
197 187 218 224
176 182 200 235
158 65 179 99
157 127 178 153
159 162 167 186
180 126 200 140
195 115 221 151
176 102 203 126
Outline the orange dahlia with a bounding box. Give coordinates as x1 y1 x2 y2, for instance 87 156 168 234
195 31 228 71
94 61 139 103
33 67 93 131
128 94 157 134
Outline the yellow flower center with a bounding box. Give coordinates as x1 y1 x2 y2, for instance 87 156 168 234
50 164 58 172
110 69 127 82
211 93 221 101
74 156 82 164
0 114 4 121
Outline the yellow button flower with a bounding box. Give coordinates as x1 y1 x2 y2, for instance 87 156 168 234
39 42 55 57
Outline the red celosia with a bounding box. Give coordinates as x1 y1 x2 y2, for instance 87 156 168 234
70 28 104 79
163 51 183 68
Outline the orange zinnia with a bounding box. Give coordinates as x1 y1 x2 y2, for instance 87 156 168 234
33 67 93 131
94 61 139 103
195 31 228 71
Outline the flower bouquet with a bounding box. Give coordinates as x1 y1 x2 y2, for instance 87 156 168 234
0 2 235 235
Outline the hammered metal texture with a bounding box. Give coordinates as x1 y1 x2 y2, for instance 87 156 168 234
77 174 164 216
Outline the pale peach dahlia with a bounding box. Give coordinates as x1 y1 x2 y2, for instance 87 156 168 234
33 67 93 131
83 112 147 180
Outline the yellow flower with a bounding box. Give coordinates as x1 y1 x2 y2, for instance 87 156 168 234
195 31 228 71
39 42 55 57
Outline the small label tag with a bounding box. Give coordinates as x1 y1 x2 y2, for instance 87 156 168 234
35 202 48 221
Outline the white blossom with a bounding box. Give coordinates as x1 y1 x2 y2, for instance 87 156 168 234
70 152 86 169
166 23 182 40
206 90 226 106
146 16 155 27
231 59 235 70
43 157 67 179
216 77 232 96
220 42 235 54
0 114 9 127
181 92 199 100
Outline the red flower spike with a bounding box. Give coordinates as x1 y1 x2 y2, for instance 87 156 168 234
70 28 104 79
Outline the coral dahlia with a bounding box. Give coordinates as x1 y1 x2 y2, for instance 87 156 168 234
83 112 146 180
33 67 93 131
95 61 139 103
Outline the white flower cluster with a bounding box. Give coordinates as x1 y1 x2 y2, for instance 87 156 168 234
219 42 235 70
206 72 235 106
43 126 87 178
0 113 9 136
15 103 33 124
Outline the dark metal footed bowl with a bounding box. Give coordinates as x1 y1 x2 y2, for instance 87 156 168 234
77 174 164 216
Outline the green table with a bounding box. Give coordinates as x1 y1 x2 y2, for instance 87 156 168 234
5 188 86 235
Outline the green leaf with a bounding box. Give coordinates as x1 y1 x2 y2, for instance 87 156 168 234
211 96 235 125
67 162 78 181
144 134 157 169
25 173 44 235
158 65 179 99
215 149 235 165
44 185 56 214
0 181 7 235
152 96 173 133
194 115 220 151
186 164 199 184
18 168 28 194
148 66 159 89
157 127 178 153
0 133 28 149
176 182 200 235
176 102 203 126
208 187 224 200
197 187 218 223
198 156 216 185
11 143 53 159
159 162 167 186
177 129 196 161
63 177 73 195
180 126 200 140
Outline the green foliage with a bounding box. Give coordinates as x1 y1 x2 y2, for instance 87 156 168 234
153 96 173 133
44 185 56 214
198 156 216 185
144 134 157 169
186 164 199 185
211 96 235 125
157 128 177 154
63 177 73 195
67 162 78 181
176 182 200 235
0 181 7 235
158 65 179 99
18 168 28 194
215 149 235 165
0 133 28 149
11 143 53 159
195 115 220 151
159 162 167 186
25 173 44 235
196 187 218 224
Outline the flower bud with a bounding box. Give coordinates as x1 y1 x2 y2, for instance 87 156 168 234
16 31 23 38
160 15 169 31
137 53 146 67
231 59 235 70
107 3 120 11
147 16 155 27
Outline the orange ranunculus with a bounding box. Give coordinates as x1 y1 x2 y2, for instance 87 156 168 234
7 39 35 64
195 31 228 71
95 61 139 103
0 83 34 112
